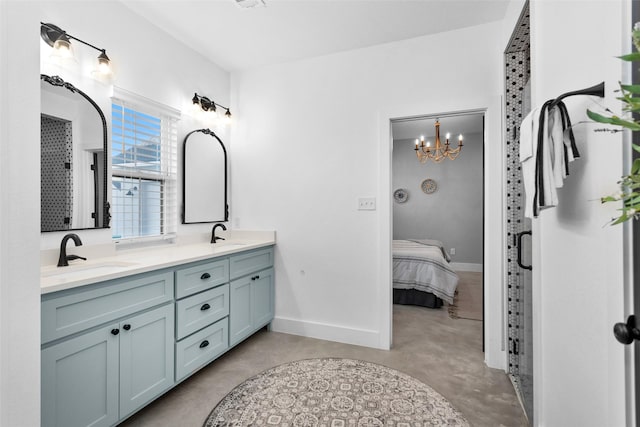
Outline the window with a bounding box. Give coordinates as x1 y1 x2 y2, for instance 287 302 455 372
111 89 179 242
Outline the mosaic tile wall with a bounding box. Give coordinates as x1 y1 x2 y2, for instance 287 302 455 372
504 2 533 419
41 115 73 231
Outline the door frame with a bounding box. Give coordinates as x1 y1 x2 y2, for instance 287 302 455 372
627 1 638 423
377 96 506 369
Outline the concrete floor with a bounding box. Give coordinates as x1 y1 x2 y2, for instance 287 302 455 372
120 305 528 427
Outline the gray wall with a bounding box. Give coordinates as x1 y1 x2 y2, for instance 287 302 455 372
392 132 483 264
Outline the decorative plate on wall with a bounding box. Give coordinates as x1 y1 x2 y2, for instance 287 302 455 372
393 188 409 203
421 178 437 194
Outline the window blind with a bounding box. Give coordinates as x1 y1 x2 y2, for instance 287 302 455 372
111 89 179 242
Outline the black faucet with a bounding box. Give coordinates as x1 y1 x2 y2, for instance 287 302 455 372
211 223 227 244
58 233 87 267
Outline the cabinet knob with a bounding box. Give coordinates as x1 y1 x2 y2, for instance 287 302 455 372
199 340 209 349
111 328 119 336
251 275 260 281
201 272 211 280
200 303 211 311
123 324 131 331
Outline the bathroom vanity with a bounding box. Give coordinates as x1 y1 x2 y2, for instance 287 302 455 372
40 236 274 427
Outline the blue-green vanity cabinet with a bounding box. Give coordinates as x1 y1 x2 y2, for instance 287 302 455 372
229 248 275 347
42 245 274 427
41 303 174 427
41 271 176 427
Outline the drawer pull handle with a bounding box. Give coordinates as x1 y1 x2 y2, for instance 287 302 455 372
111 328 119 336
200 340 209 349
201 273 211 280
123 324 131 331
200 303 211 311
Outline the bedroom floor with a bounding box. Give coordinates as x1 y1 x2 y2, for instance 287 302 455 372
120 305 527 427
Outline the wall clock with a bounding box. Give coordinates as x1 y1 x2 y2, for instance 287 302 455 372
421 178 437 194
393 188 409 203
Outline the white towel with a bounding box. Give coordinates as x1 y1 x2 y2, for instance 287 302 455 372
520 108 538 219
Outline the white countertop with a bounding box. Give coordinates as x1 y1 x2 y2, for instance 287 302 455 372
41 230 275 295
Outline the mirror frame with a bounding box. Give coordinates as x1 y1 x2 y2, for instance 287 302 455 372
182 128 229 224
40 74 111 231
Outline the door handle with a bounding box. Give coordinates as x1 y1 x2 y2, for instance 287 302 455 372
516 231 532 271
614 315 640 345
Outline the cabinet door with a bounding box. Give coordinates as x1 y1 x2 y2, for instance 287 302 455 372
119 304 175 418
41 324 119 427
229 276 253 347
252 268 274 328
229 268 275 347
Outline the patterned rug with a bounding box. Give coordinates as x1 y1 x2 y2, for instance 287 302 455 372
203 358 469 427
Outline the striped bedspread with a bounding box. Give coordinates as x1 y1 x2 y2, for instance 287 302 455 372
392 239 459 304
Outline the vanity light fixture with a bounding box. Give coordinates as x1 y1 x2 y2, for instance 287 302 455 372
192 92 232 123
414 119 463 163
41 22 113 77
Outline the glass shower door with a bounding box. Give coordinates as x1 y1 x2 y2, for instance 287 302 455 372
504 1 533 423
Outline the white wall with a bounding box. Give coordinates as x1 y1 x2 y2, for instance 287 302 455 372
0 3 41 426
38 0 232 250
393 132 484 264
530 1 629 425
230 22 503 352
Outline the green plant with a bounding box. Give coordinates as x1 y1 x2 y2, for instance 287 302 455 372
588 24 640 225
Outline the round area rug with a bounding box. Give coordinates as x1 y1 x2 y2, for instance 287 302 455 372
203 358 469 427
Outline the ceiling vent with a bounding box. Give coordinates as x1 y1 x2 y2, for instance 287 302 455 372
234 0 266 9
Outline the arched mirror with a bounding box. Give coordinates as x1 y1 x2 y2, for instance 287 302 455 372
182 128 228 223
40 74 110 232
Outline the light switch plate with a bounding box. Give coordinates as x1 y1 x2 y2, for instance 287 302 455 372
358 197 376 211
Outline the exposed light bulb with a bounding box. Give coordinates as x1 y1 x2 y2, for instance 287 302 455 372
96 50 112 76
51 34 74 59
222 108 232 125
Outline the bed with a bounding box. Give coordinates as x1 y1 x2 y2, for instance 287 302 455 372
393 239 459 308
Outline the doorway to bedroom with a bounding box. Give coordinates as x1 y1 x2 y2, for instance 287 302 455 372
390 112 485 348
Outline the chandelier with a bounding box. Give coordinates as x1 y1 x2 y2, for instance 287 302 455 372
414 119 463 163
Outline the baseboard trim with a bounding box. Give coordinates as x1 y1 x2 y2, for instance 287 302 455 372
450 262 483 272
271 316 384 349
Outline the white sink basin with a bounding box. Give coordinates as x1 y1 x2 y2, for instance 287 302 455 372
212 242 249 251
41 261 138 279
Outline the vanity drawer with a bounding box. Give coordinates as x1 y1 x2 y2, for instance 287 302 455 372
175 284 229 340
42 271 174 344
175 258 229 299
229 247 273 280
175 317 228 381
